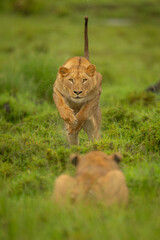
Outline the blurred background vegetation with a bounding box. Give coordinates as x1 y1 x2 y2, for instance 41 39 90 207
0 0 160 103
0 1 160 240
0 0 160 19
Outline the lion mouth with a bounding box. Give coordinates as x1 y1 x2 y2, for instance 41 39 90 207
72 96 84 101
74 96 83 99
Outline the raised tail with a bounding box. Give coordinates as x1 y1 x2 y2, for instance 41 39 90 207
84 17 89 60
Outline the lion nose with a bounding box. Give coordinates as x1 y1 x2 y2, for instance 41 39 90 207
73 91 82 95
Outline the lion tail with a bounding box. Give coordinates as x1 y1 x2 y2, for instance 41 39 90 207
84 16 89 60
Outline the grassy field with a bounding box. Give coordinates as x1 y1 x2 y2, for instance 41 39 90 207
0 1 160 239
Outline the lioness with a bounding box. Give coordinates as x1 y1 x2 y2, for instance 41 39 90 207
52 151 129 207
53 17 102 145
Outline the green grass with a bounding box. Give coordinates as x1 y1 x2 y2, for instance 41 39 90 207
0 1 160 239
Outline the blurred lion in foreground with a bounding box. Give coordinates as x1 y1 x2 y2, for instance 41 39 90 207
52 151 128 207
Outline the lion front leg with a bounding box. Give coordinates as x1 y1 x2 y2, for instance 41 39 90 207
53 87 78 126
65 123 79 145
75 95 100 134
95 171 129 206
52 174 77 204
67 132 79 145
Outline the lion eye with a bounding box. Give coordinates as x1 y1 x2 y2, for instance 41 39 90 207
83 79 88 83
68 79 74 84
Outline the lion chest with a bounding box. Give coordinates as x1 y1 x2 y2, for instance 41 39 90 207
66 98 85 114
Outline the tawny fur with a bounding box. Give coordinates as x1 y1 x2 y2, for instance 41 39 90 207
53 57 102 145
53 18 102 145
52 151 129 207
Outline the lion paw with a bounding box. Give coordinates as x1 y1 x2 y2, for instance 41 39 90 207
61 110 78 126
67 122 83 135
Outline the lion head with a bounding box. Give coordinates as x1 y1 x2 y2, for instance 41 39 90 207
58 57 97 101
70 151 122 175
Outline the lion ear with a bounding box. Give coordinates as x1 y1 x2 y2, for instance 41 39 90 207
86 64 96 77
70 153 81 166
112 153 122 164
59 67 69 77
